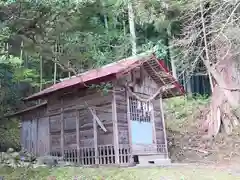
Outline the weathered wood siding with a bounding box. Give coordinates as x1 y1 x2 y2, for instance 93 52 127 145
115 87 129 145
152 99 165 144
37 116 50 155
21 106 47 155
47 88 114 153
21 120 33 153
133 68 159 95
115 66 166 154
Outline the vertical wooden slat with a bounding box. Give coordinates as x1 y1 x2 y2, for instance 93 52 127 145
92 109 99 165
159 95 168 158
87 147 90 165
102 146 106 165
110 145 115 164
80 148 83 165
106 145 109 164
99 146 102 164
60 98 64 157
112 88 119 164
126 90 132 162
76 109 80 164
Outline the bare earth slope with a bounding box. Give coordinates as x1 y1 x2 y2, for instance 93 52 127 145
165 96 240 166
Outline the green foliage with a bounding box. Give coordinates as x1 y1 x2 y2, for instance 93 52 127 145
90 82 113 96
0 119 20 151
155 40 168 59
0 0 185 149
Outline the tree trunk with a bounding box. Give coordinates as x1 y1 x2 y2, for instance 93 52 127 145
53 43 57 84
200 1 240 136
166 28 177 80
128 0 137 55
40 55 43 91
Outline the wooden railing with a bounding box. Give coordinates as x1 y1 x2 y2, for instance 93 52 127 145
50 144 132 166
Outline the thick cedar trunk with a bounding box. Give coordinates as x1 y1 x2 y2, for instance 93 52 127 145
199 1 240 136
204 54 240 136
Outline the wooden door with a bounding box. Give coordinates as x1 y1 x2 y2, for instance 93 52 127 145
31 120 38 154
37 117 50 156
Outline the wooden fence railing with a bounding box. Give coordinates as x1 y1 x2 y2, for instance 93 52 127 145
50 144 132 166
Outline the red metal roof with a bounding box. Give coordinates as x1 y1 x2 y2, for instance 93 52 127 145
24 52 184 101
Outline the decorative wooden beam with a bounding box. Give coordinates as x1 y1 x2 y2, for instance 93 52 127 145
85 102 107 132
92 108 99 165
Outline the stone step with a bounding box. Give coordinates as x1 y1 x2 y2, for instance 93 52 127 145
137 155 171 167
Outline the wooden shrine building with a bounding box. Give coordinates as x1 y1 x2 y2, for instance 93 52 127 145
10 52 184 166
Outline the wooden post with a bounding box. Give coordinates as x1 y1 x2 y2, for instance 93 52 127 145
126 90 132 160
112 88 119 164
159 95 169 158
92 109 99 165
48 116 51 155
76 109 80 164
150 102 157 150
36 118 39 156
60 99 64 157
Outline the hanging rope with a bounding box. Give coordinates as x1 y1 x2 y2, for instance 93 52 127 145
125 82 173 102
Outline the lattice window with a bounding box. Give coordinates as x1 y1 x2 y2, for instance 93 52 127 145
129 97 152 122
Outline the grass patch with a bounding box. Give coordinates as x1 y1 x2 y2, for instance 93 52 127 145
164 95 209 132
0 166 237 180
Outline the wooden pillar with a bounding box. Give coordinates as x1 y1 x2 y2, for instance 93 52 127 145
48 116 51 155
150 102 157 146
126 90 132 158
76 109 80 164
92 109 99 165
36 118 39 156
60 99 64 157
112 89 119 164
159 95 169 158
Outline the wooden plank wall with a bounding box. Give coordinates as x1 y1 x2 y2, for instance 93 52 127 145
21 120 32 152
37 116 50 155
21 106 47 155
47 89 114 154
114 87 129 145
115 67 160 146
115 66 166 155
133 68 159 95
152 99 165 144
